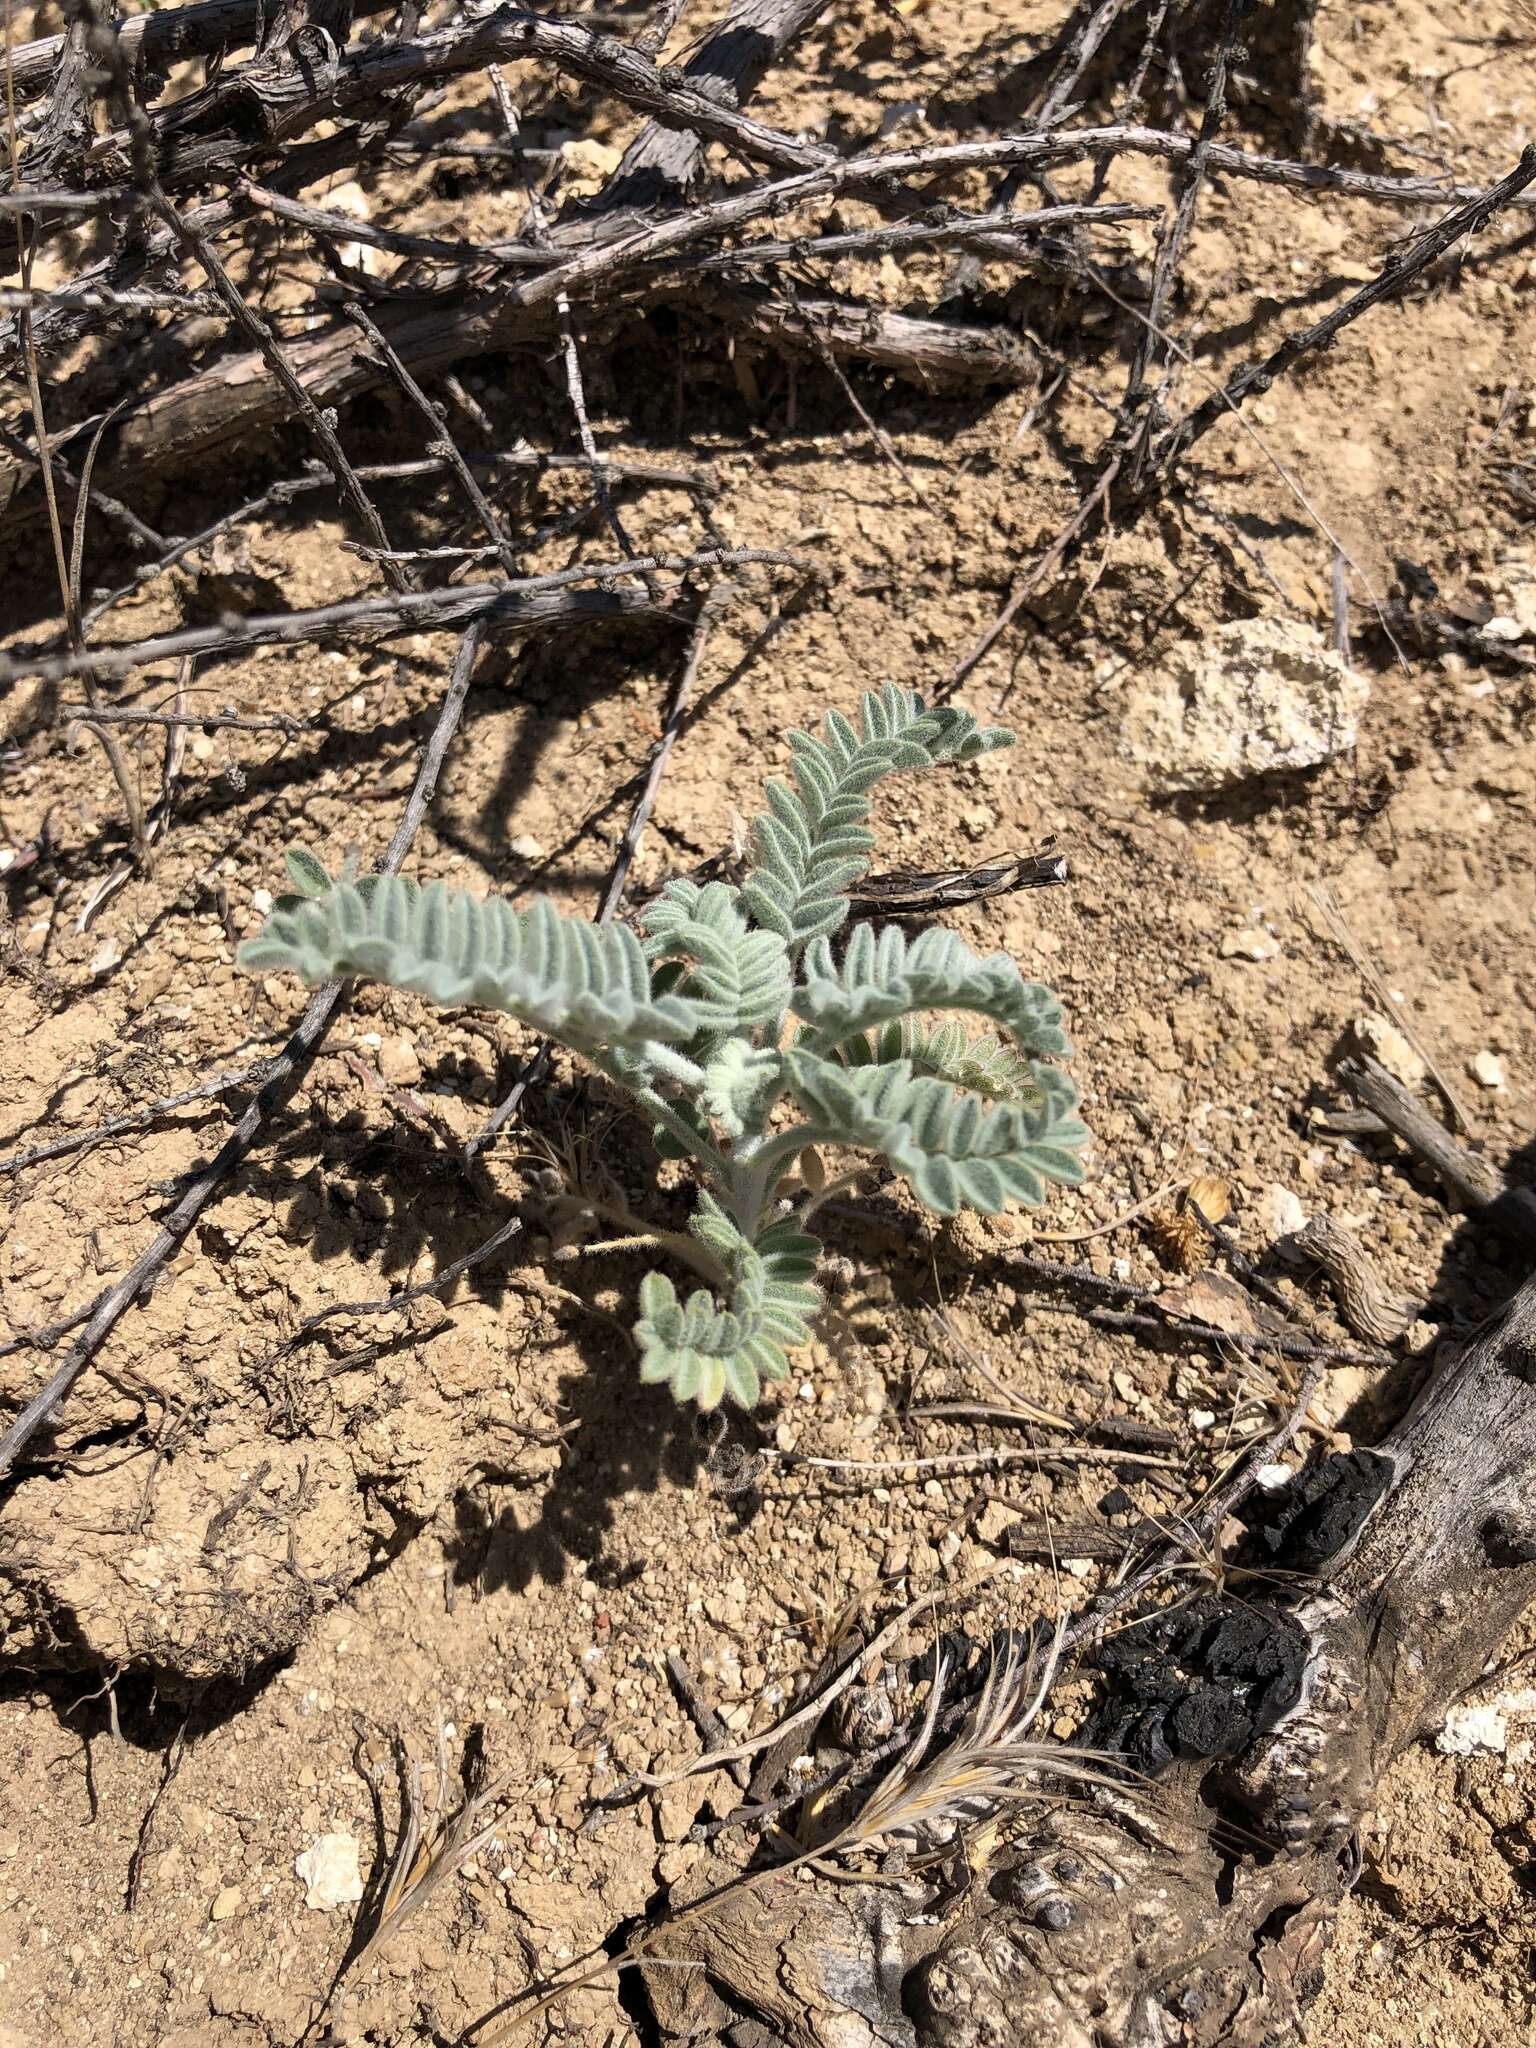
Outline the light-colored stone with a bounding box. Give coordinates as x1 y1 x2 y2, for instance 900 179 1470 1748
1439 1688 1536 1757
509 833 546 861
1220 926 1278 961
1437 1702 1510 1756
1352 1012 1426 1091
974 1499 1022 1547
378 1034 422 1087
1257 1182 1308 1246
294 1832 364 1911
1123 619 1368 792
210 1885 242 1922
1469 1050 1507 1090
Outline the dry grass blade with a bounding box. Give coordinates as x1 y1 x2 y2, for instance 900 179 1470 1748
1305 881 1473 1134
322 1718 516 2030
360 1731 514 1966
816 1623 1126 1864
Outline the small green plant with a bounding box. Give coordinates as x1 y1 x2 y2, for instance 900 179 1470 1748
240 688 1087 1409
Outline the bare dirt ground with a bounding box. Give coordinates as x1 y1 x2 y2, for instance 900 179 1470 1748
3 1 1536 2043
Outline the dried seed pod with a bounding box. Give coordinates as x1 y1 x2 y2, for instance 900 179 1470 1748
1185 1175 1232 1226
1146 1177 1233 1272
1144 1207 1204 1273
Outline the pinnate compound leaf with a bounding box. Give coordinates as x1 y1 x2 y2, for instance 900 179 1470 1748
240 868 701 1053
741 686 1013 950
845 1018 1048 1104
635 1200 822 1410
793 924 1070 1059
700 1041 785 1140
640 878 791 1033
784 1051 1088 1214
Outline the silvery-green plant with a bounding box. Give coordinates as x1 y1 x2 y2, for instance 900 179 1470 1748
240 688 1087 1410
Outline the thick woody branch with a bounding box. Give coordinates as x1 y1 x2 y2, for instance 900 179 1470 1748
645 1277 1536 2046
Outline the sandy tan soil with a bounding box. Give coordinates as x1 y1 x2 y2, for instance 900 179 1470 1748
3 0 1536 2042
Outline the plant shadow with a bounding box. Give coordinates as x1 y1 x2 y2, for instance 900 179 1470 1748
441 1273 771 1595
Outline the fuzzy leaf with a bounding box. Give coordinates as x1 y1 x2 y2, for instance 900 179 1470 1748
784 1051 1088 1214
284 847 333 899
700 1041 785 1140
641 878 791 1033
635 1200 822 1409
741 687 1013 950
845 1019 1048 1104
240 868 701 1054
793 924 1070 1059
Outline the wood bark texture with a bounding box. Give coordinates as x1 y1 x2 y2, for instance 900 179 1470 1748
642 1276 1536 2046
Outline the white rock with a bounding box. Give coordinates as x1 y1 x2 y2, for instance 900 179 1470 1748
1258 1182 1308 1245
378 1034 421 1087
509 833 546 861
1123 619 1369 793
1220 927 1278 961
1469 1050 1507 1090
1437 1702 1509 1756
251 888 274 917
1352 1012 1426 1091
294 1831 364 1911
1254 1462 1293 1492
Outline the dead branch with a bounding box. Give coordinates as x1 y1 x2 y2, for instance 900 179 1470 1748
1146 145 1536 490
1115 0 1246 493
0 1058 276 1176
1290 1216 1419 1345
643 1278 1536 2046
951 144 1536 685
0 546 807 688
0 620 489 1481
595 0 832 216
11 110 1530 525
1337 1054 1536 1254
78 7 837 192
7 0 397 101
75 449 712 634
342 302 522 579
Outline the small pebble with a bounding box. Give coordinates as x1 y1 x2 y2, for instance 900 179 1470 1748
210 1886 242 1922
1258 1181 1308 1246
294 1832 364 1911
1469 1050 1507 1090
1220 927 1278 961
1437 1703 1508 1756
